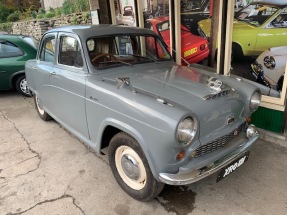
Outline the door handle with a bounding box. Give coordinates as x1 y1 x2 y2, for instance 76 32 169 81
49 71 56 76
32 67 37 70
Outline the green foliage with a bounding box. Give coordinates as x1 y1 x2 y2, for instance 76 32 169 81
49 7 55 13
0 2 14 23
84 12 90 20
45 12 55 18
31 10 37 19
62 0 89 15
36 14 45 19
38 8 45 14
0 22 13 33
54 8 62 18
7 12 20 22
71 15 78 25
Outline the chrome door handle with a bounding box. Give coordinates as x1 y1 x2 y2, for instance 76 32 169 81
32 67 37 70
49 71 56 76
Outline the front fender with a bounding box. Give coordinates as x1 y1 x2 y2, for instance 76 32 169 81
96 118 160 178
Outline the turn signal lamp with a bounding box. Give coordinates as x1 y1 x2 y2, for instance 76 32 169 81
176 150 185 161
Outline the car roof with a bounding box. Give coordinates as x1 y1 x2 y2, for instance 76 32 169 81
251 0 287 7
46 25 158 40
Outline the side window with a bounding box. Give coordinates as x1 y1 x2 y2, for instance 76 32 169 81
270 8 287 28
0 41 24 58
39 36 56 62
58 36 83 67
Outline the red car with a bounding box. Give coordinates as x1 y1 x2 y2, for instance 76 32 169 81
146 16 209 64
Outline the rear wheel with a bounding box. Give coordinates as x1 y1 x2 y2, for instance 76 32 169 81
108 132 164 201
34 94 52 121
15 75 31 97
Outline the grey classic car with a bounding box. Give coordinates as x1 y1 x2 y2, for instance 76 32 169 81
25 25 261 201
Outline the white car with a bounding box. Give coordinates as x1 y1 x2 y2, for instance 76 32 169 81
250 46 287 92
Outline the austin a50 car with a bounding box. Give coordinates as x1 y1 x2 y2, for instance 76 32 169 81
25 25 261 201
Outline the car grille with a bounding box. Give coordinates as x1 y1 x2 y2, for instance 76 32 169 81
191 123 246 158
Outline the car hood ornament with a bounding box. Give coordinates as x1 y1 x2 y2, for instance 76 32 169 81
209 79 223 93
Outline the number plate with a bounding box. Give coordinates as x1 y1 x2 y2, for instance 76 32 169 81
216 152 250 182
184 47 197 57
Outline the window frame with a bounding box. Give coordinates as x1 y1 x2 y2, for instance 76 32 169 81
57 33 84 69
38 33 57 63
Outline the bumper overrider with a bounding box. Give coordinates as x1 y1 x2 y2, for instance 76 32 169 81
159 125 259 185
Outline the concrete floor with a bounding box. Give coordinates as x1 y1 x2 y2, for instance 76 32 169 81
1 91 287 215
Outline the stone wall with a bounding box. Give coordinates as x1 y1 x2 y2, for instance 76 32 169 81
12 13 92 40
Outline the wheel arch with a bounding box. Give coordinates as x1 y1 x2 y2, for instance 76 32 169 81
232 41 244 58
97 119 158 178
9 70 25 89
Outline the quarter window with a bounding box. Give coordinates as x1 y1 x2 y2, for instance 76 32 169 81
0 41 24 58
39 36 56 62
58 36 83 67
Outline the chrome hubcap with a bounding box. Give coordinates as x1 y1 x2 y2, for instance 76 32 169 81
121 154 140 180
115 145 147 190
20 78 29 94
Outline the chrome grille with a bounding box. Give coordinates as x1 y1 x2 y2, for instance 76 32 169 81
192 123 245 158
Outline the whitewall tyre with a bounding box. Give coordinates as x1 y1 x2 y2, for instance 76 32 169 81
108 132 164 201
34 94 52 121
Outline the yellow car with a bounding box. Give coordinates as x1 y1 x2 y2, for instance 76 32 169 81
198 1 287 58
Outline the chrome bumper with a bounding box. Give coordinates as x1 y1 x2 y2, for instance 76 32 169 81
159 130 259 185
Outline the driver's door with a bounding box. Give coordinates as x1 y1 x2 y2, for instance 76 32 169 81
48 33 89 138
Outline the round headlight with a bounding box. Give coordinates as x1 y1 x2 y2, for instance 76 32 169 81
263 56 276 69
250 91 261 112
176 117 197 146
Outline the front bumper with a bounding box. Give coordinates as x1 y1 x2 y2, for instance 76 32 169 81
159 128 259 185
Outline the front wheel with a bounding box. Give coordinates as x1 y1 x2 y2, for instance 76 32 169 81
108 132 164 201
34 94 52 121
15 75 31 97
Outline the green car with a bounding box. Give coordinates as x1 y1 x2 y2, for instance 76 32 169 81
0 34 38 96
198 1 287 58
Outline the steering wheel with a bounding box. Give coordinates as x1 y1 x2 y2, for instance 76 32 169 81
92 53 117 63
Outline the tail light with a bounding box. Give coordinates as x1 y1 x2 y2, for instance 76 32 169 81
200 43 207 51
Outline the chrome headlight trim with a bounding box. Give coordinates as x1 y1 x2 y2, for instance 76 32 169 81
246 124 258 139
263 56 276 69
176 117 198 146
250 90 261 112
